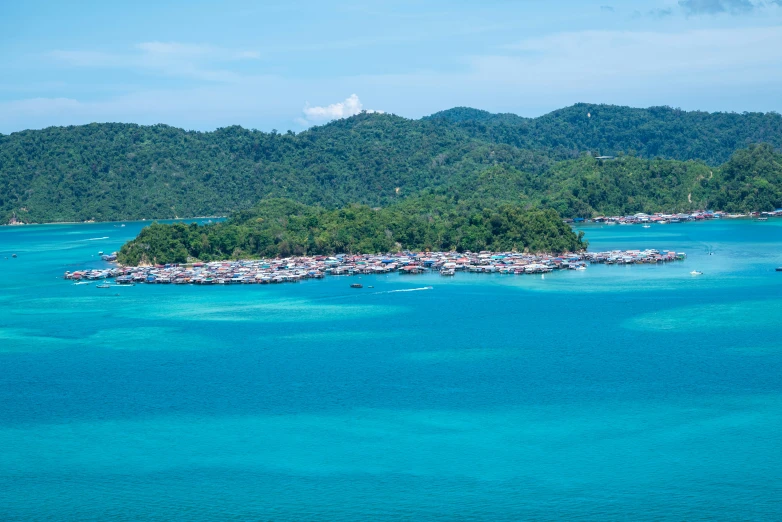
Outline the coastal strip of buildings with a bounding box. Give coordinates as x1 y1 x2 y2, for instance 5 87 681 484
64 249 686 286
567 210 782 224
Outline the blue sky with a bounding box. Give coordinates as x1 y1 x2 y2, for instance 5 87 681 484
2 0 782 133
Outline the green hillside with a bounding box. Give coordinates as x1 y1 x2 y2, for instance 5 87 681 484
428 103 782 164
1 104 781 224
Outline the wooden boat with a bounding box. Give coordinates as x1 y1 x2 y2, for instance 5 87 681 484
350 283 363 289
96 283 111 289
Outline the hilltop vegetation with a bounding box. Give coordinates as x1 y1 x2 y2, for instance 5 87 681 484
117 198 586 265
427 104 782 165
1 104 782 224
710 144 782 212
0 115 548 223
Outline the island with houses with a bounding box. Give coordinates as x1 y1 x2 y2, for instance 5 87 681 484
65 248 687 286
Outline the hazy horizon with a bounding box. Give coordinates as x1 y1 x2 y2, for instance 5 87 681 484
3 101 782 136
2 0 782 135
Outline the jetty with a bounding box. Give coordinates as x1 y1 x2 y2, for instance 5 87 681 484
64 248 686 286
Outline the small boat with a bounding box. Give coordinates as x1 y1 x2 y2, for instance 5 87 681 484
73 281 92 285
690 270 703 276
757 217 768 221
350 283 363 289
642 224 651 228
776 267 782 272
96 283 112 289
11 254 17 258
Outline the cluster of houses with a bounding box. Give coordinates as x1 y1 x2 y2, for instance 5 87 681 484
63 248 686 286
567 210 782 225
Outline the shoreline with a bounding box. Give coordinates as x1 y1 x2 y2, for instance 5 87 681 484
1 216 227 227
8 210 780 228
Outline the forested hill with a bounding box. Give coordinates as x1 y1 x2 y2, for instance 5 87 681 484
1 104 781 223
117 198 587 265
426 104 782 165
0 115 549 223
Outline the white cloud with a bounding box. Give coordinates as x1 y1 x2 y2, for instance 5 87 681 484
300 94 382 124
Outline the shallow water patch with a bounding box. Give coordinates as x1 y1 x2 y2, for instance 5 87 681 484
0 328 80 353
85 327 209 351
403 348 517 362
623 299 782 333
128 298 405 323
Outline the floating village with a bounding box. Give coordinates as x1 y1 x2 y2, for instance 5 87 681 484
64 248 690 287
58 210 782 286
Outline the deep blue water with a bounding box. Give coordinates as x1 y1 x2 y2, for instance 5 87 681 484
0 219 781 520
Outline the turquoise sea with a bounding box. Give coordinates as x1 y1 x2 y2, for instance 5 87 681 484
1 219 781 520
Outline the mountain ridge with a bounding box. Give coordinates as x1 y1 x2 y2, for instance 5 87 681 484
1 104 781 223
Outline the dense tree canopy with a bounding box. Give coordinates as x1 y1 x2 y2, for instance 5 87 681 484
427 104 782 165
710 144 782 212
2 104 781 224
117 198 587 265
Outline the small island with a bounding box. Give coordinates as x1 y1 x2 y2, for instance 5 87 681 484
115 198 588 266
64 198 690 286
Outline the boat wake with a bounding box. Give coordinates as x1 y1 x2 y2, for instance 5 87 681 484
381 286 433 294
83 237 109 241
312 285 434 303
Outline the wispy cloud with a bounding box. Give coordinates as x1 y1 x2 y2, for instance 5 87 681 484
600 5 615 12
649 7 674 17
678 0 756 15
4 25 782 134
299 94 383 125
499 26 782 77
49 42 260 82
134 42 261 61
